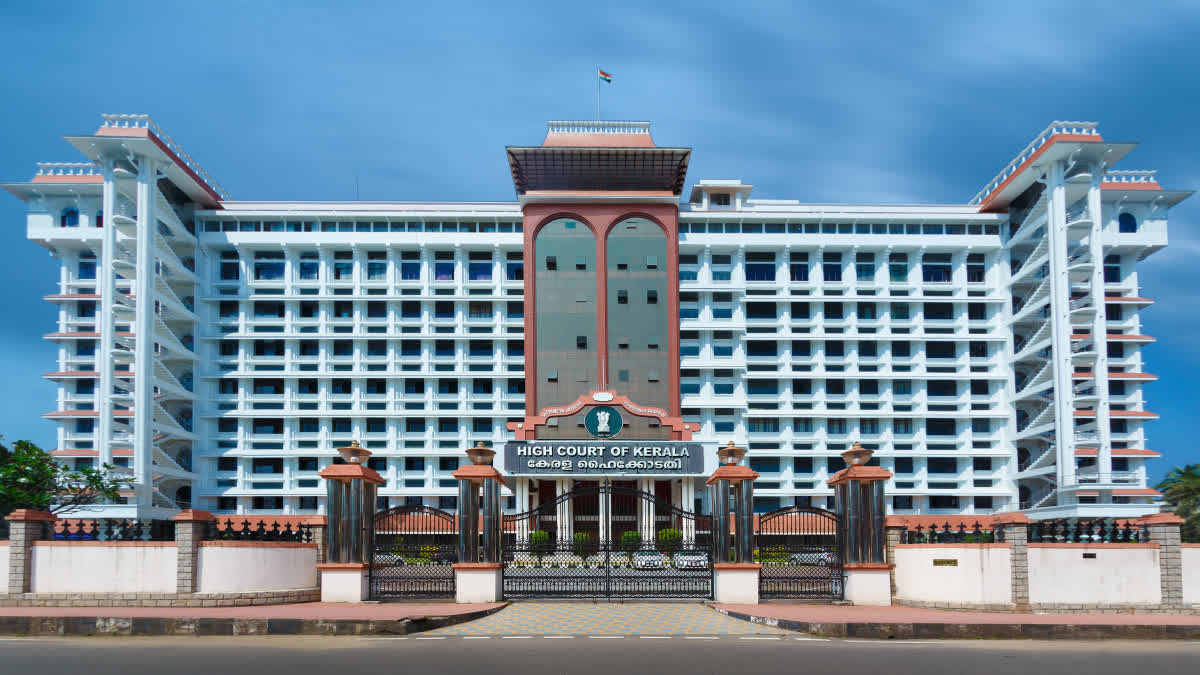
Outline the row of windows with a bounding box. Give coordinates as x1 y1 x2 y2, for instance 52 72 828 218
678 222 1002 236
219 300 523 320
202 221 523 233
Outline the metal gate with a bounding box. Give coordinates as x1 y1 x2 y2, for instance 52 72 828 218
756 506 844 599
369 505 457 599
502 482 713 598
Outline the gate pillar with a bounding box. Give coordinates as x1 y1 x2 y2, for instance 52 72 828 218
828 442 893 606
317 441 384 602
707 442 761 604
452 442 507 603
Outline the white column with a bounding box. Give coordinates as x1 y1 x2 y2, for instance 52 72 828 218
1046 161 1078 493
1086 171 1114 486
681 479 696 541
639 478 654 542
133 158 158 511
599 481 611 544
96 160 117 468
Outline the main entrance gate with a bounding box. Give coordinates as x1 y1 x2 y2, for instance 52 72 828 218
502 483 713 598
369 505 457 599
756 506 844 599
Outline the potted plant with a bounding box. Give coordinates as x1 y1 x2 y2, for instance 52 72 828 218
656 528 683 554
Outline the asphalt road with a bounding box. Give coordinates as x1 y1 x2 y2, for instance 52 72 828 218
2 636 1198 674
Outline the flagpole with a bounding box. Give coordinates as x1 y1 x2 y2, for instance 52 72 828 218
596 67 600 120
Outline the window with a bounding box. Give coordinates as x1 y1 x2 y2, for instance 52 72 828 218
888 253 908 283
60 207 80 228
928 458 958 473
1103 255 1121 284
545 256 557 271
468 262 492 281
922 253 952 283
433 262 454 281
78 260 97 280
576 336 587 350
647 290 658 304
927 419 957 436
930 496 959 510
822 253 842 282
711 193 731 206
893 457 914 474
617 289 628 305
1118 212 1138 233
646 255 658 269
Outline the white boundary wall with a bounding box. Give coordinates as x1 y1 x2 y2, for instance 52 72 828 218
1028 545 1161 606
1184 546 1200 605
0 544 8 585
197 544 317 593
894 545 1012 606
29 543 177 593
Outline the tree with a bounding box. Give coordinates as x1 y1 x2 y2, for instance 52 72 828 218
0 439 130 516
1156 464 1200 543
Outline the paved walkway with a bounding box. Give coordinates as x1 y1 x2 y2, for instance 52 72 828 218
713 604 1200 626
0 602 503 621
425 602 786 635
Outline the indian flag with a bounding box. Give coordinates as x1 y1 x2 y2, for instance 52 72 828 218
598 69 612 83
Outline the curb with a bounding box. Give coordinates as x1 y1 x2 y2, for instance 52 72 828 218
710 607 1200 640
0 604 507 637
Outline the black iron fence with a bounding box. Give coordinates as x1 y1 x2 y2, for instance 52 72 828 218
203 518 314 543
1027 518 1146 543
898 521 996 544
47 519 176 542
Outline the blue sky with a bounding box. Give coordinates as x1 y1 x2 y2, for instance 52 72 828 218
1 2 1197 482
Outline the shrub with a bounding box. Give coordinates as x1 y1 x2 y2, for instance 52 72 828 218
656 528 683 553
573 532 593 557
530 529 552 561
621 530 642 552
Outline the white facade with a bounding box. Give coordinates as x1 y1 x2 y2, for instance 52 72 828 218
4 116 1188 520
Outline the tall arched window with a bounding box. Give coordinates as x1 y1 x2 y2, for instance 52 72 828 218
1118 212 1138 233
60 207 79 228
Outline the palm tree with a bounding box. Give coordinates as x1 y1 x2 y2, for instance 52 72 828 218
1156 464 1200 542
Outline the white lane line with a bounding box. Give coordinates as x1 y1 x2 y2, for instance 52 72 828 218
639 636 672 639
360 637 408 641
683 636 719 640
543 636 575 639
501 636 533 639
463 636 492 640
792 637 830 641
740 636 782 640
415 637 446 640
588 635 624 639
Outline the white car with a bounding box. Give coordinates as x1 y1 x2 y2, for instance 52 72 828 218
631 552 667 569
787 550 837 566
672 552 708 569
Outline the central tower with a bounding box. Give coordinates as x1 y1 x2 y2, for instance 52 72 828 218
506 121 692 441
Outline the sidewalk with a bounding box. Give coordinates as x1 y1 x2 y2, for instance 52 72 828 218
711 603 1200 639
0 602 506 636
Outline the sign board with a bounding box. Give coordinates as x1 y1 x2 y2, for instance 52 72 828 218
503 441 705 476
932 559 959 567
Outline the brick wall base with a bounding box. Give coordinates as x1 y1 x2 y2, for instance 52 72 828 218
0 589 320 608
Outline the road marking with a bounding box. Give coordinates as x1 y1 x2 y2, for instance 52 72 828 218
415 637 446 640
543 636 575 639
684 636 719 640
360 637 408 641
501 636 532 639
463 636 491 640
792 637 830 641
588 636 624 639
740 636 781 640
639 636 672 639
